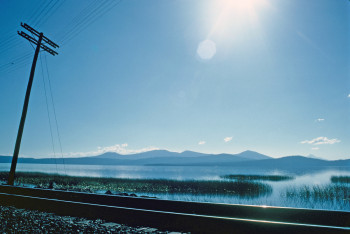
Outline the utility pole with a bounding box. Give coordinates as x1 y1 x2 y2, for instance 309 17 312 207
8 23 59 185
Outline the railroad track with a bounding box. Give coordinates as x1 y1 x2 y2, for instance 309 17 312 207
0 185 349 233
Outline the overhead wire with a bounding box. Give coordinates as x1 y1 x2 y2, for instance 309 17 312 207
0 52 33 74
48 0 67 17
1 0 122 61
0 35 36 74
0 0 66 74
30 0 55 27
33 0 67 29
0 39 24 55
0 2 42 56
65 0 123 43
34 0 60 27
1 0 123 166
59 0 123 45
44 53 67 175
26 0 50 23
58 0 111 43
59 0 101 40
0 35 18 48
54 0 100 40
0 0 62 55
0 51 32 69
39 52 59 174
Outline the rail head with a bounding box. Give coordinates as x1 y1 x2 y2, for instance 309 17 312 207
0 184 349 229
0 192 349 234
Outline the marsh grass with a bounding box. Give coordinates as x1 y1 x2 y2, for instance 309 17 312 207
0 172 272 198
331 176 350 184
282 184 350 202
221 174 294 181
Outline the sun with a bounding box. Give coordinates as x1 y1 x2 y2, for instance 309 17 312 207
223 0 267 10
197 0 270 61
207 0 270 38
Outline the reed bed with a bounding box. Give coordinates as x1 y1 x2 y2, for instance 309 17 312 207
0 172 272 198
331 176 350 184
221 174 294 181
281 184 350 202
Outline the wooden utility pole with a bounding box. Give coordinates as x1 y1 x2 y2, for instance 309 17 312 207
8 23 59 185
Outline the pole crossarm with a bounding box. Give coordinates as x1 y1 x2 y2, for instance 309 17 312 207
21 23 59 48
18 31 58 56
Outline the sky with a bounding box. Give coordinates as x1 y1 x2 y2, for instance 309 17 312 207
0 0 349 160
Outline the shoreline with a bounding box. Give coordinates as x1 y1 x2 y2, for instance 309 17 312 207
1 171 349 212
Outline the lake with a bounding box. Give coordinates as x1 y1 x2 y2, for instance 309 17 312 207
1 163 349 211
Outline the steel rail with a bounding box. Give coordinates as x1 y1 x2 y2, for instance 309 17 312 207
0 185 349 233
0 191 348 234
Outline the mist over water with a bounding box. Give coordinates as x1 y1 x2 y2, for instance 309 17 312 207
1 163 349 211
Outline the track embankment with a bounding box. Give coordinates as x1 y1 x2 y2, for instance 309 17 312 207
0 185 348 233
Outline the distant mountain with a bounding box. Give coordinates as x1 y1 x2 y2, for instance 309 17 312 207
306 154 324 160
231 150 270 160
226 156 350 169
135 154 249 165
92 150 211 160
0 151 348 171
88 150 270 161
180 150 211 157
0 156 12 163
0 150 270 166
92 152 123 159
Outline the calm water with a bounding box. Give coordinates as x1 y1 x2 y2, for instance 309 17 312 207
1 163 349 211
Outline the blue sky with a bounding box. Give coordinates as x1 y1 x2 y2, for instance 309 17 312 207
0 0 349 159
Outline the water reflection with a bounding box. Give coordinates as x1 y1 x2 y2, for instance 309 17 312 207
0 163 349 210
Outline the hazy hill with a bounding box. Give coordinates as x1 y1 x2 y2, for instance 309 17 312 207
0 151 349 171
221 156 350 169
0 150 269 165
226 150 271 160
92 150 212 160
86 150 270 162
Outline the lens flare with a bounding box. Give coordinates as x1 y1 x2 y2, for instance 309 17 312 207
197 39 217 60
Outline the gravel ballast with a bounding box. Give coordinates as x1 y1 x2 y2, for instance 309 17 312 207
0 205 185 233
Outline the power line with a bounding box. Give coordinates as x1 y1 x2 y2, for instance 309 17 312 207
0 35 17 48
59 0 111 43
0 38 24 54
0 0 122 58
33 0 67 28
0 52 33 74
34 0 60 26
59 0 123 45
0 1 65 66
64 0 123 45
0 51 32 69
26 0 50 23
44 53 67 175
54 0 100 40
39 53 59 174
49 0 67 16
30 0 55 27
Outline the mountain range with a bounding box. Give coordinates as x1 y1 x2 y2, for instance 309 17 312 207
0 150 349 170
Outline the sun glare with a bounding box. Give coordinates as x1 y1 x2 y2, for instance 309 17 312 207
196 0 271 61
224 0 267 10
208 0 269 38
197 0 268 60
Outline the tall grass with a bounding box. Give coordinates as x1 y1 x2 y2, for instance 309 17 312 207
282 184 350 202
221 174 294 181
0 172 272 198
331 176 350 184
